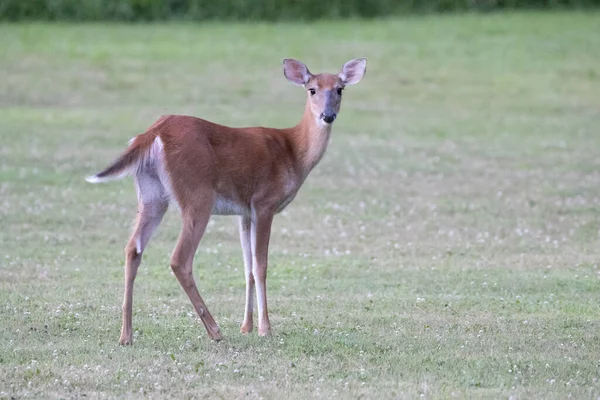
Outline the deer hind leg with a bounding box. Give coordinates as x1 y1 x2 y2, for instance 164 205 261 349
170 200 223 341
239 216 254 333
120 172 168 345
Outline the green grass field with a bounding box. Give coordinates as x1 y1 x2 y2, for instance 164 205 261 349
1 12 600 399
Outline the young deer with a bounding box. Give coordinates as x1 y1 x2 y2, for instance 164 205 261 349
87 58 367 344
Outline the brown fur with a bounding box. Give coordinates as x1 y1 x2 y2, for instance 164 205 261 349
87 58 366 344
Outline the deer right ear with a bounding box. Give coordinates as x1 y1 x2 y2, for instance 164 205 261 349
339 58 367 86
283 59 312 86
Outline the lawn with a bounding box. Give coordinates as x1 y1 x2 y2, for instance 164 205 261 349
1 12 600 399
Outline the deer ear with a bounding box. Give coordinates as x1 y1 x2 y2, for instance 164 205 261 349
339 58 367 85
283 59 312 86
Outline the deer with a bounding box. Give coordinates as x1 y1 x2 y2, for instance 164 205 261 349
86 58 367 345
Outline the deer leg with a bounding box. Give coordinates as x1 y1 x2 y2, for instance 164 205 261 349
239 216 254 333
251 210 274 336
120 198 168 345
170 206 223 341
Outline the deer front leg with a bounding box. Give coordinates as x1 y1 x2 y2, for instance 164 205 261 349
251 210 274 336
239 216 254 333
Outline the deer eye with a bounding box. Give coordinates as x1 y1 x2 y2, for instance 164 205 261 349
308 88 316 96
336 88 343 96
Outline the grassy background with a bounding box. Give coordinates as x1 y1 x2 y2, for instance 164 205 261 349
1 12 600 398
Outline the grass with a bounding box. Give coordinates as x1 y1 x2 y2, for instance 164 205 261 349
1 11 600 399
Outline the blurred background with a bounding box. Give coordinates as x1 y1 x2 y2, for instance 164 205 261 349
1 1 600 399
2 0 600 21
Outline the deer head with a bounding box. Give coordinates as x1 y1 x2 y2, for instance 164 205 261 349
283 58 367 125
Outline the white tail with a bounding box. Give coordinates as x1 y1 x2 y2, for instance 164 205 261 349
87 58 367 345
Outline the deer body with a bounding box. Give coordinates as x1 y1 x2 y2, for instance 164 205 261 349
87 58 366 344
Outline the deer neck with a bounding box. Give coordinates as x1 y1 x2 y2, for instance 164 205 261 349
288 99 333 180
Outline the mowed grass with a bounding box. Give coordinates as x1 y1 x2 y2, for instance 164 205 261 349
1 12 600 398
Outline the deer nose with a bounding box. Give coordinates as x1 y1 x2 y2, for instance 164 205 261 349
321 113 336 124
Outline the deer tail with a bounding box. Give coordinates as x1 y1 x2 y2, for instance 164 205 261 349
86 132 157 184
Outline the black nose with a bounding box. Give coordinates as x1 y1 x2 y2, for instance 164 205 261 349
321 113 336 124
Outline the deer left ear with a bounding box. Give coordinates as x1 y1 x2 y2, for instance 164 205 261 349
283 59 312 86
339 58 367 86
